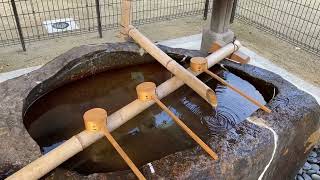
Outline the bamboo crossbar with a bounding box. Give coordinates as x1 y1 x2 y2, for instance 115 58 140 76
6 41 241 180
127 25 217 107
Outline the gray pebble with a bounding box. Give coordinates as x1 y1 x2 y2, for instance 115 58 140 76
312 164 320 171
312 174 320 180
304 162 312 170
298 168 303 175
308 157 318 164
303 173 312 180
296 175 304 180
307 169 317 175
310 151 318 158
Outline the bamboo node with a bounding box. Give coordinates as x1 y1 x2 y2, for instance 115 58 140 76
190 57 208 72
206 90 217 107
83 108 107 132
127 25 135 34
165 59 175 68
136 82 157 101
74 135 85 150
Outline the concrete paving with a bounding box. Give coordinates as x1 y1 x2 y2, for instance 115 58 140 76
0 65 41 83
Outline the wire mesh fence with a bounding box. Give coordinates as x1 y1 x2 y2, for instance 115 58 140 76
0 0 210 47
235 0 320 55
0 0 319 56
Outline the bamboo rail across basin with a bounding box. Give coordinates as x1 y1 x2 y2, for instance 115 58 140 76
127 25 217 107
6 41 241 180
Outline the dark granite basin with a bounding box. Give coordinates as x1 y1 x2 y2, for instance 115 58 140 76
0 43 319 180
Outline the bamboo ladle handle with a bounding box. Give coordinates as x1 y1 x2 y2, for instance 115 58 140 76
136 82 219 160
204 69 271 113
190 57 271 113
102 128 146 180
83 108 146 180
152 97 219 160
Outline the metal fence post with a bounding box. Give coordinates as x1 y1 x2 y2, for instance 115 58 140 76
230 0 238 24
10 0 26 51
95 0 102 38
203 0 210 20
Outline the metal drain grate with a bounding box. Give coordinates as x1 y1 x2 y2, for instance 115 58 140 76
51 22 70 30
43 18 78 34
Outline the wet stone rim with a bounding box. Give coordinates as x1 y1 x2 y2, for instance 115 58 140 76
0 42 319 179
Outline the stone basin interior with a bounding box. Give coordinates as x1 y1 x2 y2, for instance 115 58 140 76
22 55 276 175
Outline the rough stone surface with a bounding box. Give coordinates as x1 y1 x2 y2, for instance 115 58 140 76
0 42 319 179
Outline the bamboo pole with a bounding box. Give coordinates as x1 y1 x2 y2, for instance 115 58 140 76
190 57 271 113
120 0 132 40
127 25 217 107
6 41 241 180
83 108 146 180
135 82 218 160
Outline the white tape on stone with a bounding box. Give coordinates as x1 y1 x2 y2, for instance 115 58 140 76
246 117 278 180
147 163 155 174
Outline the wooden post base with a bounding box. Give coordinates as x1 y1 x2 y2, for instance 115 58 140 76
209 41 250 64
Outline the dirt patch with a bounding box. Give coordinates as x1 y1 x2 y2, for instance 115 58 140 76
231 21 320 86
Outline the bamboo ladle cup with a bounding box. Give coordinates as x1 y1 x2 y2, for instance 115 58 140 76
190 57 271 113
83 108 146 180
136 82 219 160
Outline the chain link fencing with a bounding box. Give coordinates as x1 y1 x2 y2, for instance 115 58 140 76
0 0 319 56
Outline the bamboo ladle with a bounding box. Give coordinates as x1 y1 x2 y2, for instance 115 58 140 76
83 108 146 180
190 57 271 113
136 82 219 160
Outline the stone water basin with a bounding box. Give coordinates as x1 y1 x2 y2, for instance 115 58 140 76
23 62 268 175
0 43 319 179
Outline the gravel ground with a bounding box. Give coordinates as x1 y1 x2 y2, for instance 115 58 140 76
296 145 320 180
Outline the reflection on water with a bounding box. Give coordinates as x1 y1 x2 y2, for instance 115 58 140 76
24 63 266 174
208 71 266 133
180 71 266 134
